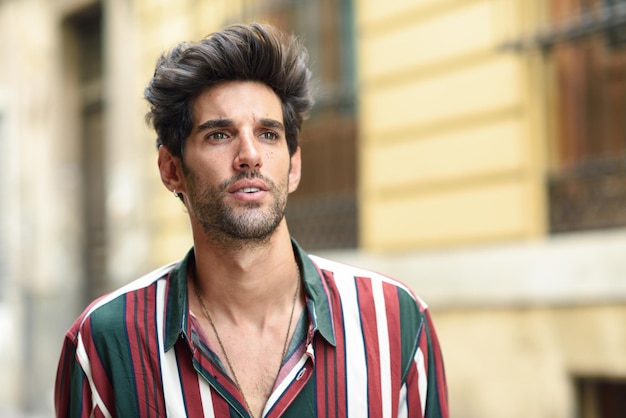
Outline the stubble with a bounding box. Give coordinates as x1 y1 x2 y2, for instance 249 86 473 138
184 168 289 250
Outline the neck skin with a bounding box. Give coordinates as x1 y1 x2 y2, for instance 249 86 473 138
189 217 300 326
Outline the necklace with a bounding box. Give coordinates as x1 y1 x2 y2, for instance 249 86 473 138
192 265 301 418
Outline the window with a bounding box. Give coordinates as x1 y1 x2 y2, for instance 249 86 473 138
238 0 358 249
65 3 107 305
576 376 626 418
542 0 626 232
605 0 626 47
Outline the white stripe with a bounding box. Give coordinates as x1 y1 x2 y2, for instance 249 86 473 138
397 383 408 418
309 255 412 292
264 353 309 416
312 254 411 416
199 378 216 417
155 278 187 417
71 263 177 417
416 347 427 416
330 264 368 417
372 279 392 418
81 262 178 326
309 254 422 306
75 333 112 418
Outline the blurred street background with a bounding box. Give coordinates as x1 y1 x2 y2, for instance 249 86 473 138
1 0 626 416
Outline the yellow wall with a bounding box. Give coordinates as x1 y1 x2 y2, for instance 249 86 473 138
435 303 626 417
356 0 548 251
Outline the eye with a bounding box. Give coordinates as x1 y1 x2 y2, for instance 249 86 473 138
260 131 278 141
207 131 228 141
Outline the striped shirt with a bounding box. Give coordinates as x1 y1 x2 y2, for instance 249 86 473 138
55 240 448 417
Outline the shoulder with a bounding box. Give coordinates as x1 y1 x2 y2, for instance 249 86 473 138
309 255 428 336
65 261 179 343
307 254 428 315
307 254 433 376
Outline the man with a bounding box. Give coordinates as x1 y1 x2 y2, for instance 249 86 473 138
55 23 448 418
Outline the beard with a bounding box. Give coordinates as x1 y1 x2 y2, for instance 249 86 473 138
183 167 289 247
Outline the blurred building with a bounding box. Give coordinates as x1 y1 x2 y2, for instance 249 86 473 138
0 0 625 417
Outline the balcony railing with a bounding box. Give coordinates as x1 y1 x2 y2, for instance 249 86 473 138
549 154 626 233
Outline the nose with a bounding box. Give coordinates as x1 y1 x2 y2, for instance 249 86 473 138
233 130 262 171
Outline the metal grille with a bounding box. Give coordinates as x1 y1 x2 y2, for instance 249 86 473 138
549 155 626 232
286 191 357 250
287 106 357 250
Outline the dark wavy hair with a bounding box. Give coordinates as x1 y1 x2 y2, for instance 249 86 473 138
144 23 314 158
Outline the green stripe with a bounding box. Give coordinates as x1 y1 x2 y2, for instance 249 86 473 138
69 357 85 418
89 294 139 416
397 288 423 382
424 319 443 417
294 240 336 346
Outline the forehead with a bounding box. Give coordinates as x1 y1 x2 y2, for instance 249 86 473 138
192 81 283 124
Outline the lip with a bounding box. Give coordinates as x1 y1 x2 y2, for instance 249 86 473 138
227 178 269 194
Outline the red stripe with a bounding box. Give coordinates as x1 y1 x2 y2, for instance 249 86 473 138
323 269 348 417
93 406 106 418
81 317 114 411
174 341 205 417
144 284 165 413
54 336 73 417
325 341 338 418
355 277 383 416
314 337 328 417
383 282 402 418
210 387 232 416
124 290 146 416
405 361 422 417
125 285 165 416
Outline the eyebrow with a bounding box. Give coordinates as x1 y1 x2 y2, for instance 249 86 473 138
258 118 285 132
196 118 233 133
196 117 285 133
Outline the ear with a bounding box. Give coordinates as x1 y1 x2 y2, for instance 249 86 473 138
158 146 186 195
288 146 302 193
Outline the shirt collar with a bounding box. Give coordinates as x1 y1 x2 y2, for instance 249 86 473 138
292 240 336 346
163 238 336 351
164 250 192 351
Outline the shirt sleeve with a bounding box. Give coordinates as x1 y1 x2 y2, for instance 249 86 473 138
54 331 93 418
54 316 116 418
400 306 449 418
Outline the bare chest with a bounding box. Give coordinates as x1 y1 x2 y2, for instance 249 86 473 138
207 327 288 417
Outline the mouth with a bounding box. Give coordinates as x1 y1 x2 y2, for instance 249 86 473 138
239 187 261 193
227 177 269 194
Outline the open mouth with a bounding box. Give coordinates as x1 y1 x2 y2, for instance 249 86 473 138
240 187 261 193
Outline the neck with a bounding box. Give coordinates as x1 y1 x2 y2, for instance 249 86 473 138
189 220 299 323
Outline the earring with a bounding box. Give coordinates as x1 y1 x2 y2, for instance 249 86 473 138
173 189 180 198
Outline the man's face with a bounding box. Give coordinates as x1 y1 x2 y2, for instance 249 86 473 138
180 81 301 245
